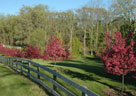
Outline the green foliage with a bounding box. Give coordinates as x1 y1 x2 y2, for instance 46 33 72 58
30 28 46 49
56 32 63 42
71 37 82 58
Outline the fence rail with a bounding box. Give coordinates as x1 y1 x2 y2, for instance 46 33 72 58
0 56 99 96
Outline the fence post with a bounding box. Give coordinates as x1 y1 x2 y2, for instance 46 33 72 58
8 57 10 67
5 57 6 65
20 60 23 74
7 57 9 66
53 70 57 91
28 62 30 78
12 58 14 67
37 67 40 79
10 58 13 68
12 59 16 69
9 58 11 67
82 86 88 96
6 57 7 65
0 57 1 63
16 59 18 71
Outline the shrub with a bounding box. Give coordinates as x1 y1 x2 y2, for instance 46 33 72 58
0 44 25 57
71 37 82 58
24 45 41 59
13 50 25 57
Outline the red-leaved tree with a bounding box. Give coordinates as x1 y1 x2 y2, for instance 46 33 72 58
43 36 70 64
97 32 136 93
25 45 41 59
13 50 25 58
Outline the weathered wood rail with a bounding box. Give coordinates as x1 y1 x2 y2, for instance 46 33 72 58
0 56 99 96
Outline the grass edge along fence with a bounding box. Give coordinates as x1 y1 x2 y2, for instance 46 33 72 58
0 56 99 96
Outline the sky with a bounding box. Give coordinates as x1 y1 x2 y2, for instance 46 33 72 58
0 0 111 15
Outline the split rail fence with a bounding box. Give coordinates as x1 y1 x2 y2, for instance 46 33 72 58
0 56 99 96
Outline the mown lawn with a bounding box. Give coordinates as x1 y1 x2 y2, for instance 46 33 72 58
32 56 136 96
0 64 47 96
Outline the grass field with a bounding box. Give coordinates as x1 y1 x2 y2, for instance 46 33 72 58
0 56 136 96
32 56 136 96
0 64 47 96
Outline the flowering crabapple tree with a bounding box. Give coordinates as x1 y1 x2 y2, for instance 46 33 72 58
97 32 136 93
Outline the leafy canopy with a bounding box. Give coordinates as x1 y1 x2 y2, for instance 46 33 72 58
97 32 136 76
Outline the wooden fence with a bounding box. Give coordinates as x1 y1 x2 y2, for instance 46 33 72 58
0 56 99 96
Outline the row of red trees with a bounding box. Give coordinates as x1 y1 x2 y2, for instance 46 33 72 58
0 36 70 61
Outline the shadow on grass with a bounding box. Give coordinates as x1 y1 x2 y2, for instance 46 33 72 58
51 62 119 80
85 56 102 63
62 69 100 81
64 60 84 64
61 69 118 87
61 68 135 96
50 58 136 88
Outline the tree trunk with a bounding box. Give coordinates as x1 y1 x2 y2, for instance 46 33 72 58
70 27 73 52
90 24 94 56
83 28 86 56
55 59 56 65
95 21 99 50
121 74 125 95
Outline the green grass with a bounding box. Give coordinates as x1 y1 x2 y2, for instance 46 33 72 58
0 64 47 96
32 56 136 96
1 56 135 96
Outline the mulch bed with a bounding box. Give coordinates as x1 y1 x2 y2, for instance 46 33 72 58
103 88 136 96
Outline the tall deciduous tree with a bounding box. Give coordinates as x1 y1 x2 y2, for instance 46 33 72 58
111 0 136 36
